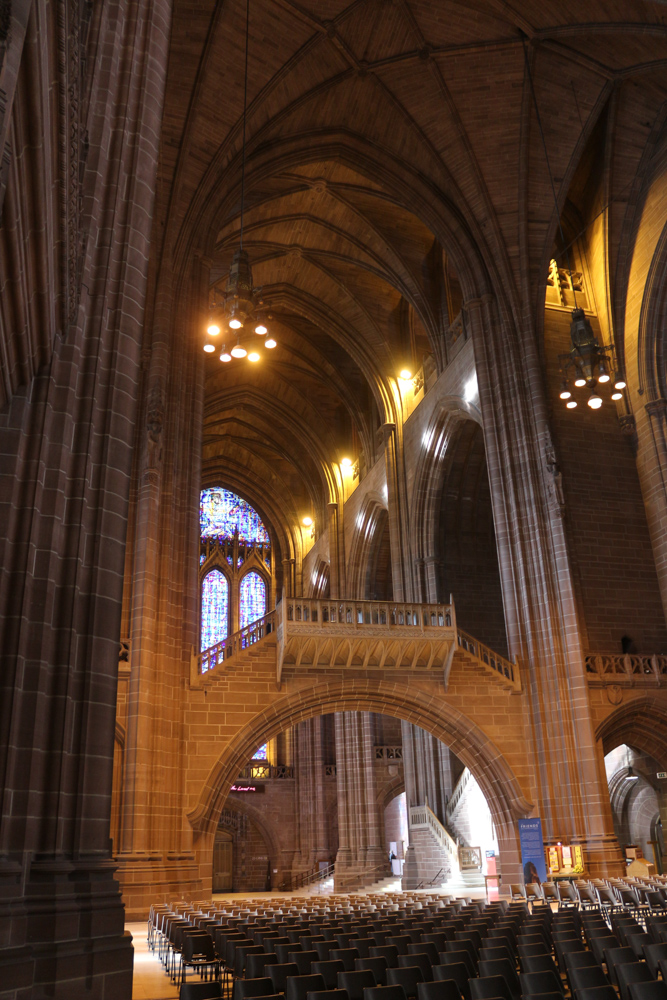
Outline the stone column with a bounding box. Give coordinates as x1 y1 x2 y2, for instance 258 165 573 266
334 711 384 886
641 399 667 618
328 502 346 599
469 293 623 876
0 0 171 988
401 721 452 820
292 719 329 874
382 421 410 601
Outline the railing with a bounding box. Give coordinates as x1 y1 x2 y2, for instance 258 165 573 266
199 610 276 673
375 745 403 762
284 598 453 629
335 861 393 890
236 763 293 780
457 628 518 686
585 653 667 681
459 846 483 871
280 863 335 892
409 801 459 870
446 767 471 823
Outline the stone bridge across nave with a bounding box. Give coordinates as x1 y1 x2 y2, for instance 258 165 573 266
116 597 667 917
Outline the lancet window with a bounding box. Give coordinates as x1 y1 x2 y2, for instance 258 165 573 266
200 488 272 650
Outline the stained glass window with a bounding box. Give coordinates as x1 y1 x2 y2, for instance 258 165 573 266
239 571 266 629
200 488 270 544
201 569 229 651
253 744 268 760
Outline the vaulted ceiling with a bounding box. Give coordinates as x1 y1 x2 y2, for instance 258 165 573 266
148 0 667 540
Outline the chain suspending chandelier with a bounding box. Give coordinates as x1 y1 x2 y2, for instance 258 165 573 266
202 0 275 365
522 36 626 414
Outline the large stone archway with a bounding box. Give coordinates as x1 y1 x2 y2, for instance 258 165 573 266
183 657 533 904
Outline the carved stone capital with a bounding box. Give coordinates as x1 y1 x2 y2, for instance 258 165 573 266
645 399 667 422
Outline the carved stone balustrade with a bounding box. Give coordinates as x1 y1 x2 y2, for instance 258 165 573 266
585 653 667 686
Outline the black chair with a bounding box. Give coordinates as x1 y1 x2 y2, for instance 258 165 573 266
399 955 432 982
410 944 439 966
316 942 338 960
181 982 223 1000
644 944 667 978
616 963 655 1000
627 934 654 962
442 946 476 975
284 974 327 1000
278 944 303 963
424 935 451 952
353 940 376 959
338 970 377 1000
332 950 362 972
247 957 280 979
180 933 221 987
590 938 620 968
236 946 269 978
628 986 667 1000
519 971 565 998
266 963 301 994
569 966 609 995
389 938 414 957
371 947 400 969
518 944 551 961
356 958 389 985
477 959 520 1000
290 953 319 976
573 988 618 1000
521 955 561 978
387 967 425 999
417 982 462 1000
468 975 513 1000
308 993 349 1000
233 978 275 1000
480 947 514 965
363 987 408 1000
432 963 471 1000
438 951 475 979
603 947 636 985
312 960 346 988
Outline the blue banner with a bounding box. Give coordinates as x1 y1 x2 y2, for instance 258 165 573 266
518 817 547 885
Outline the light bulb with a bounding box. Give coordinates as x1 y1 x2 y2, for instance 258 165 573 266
598 372 610 383
588 393 602 409
248 351 260 362
207 323 221 337
255 323 267 335
614 373 627 390
574 376 587 388
341 457 353 470
265 338 276 349
611 390 623 401
566 400 577 409
302 516 313 527
559 381 571 400
229 318 243 330
220 349 232 362
203 343 215 353
399 369 413 380
231 344 247 358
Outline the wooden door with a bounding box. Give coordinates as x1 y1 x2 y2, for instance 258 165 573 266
213 830 233 892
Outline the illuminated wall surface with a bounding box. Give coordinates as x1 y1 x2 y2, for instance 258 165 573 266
200 488 270 544
201 569 229 650
240 571 267 629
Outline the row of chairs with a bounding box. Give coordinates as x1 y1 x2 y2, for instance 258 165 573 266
510 879 667 916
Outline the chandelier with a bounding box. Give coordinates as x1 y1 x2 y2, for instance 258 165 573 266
557 308 625 410
202 0 276 365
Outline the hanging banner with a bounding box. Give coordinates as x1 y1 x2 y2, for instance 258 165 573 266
518 817 547 885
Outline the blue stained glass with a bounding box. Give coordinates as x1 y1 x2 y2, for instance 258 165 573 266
201 569 229 651
239 571 267 629
253 744 268 760
200 488 269 544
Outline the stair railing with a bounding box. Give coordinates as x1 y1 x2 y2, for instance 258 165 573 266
198 610 276 674
335 861 393 890
409 801 460 872
279 862 335 892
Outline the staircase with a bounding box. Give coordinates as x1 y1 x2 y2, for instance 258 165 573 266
402 802 456 890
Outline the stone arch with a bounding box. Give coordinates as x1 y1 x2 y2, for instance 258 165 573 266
220 794 281 869
377 775 405 813
187 677 531 885
306 560 330 599
347 494 388 599
596 694 667 763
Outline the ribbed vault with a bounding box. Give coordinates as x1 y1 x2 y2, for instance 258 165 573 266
148 0 667 561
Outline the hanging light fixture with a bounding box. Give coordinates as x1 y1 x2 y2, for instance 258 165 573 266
522 39 624 416
202 0 276 364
